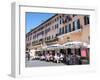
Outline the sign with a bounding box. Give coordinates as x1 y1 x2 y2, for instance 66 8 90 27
81 49 87 57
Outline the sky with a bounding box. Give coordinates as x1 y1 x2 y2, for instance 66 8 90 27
25 12 55 33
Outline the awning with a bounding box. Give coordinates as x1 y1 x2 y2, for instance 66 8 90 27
41 44 64 50
63 41 90 48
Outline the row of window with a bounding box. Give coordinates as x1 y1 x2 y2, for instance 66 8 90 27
59 16 89 35
26 15 76 37
59 19 80 35
32 35 57 45
32 24 59 40
26 15 66 37
45 34 57 41
27 16 89 41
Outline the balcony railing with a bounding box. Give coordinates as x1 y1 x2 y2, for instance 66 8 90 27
32 37 58 46
32 39 43 46
45 37 58 43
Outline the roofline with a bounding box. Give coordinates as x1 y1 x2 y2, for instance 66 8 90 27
26 14 58 35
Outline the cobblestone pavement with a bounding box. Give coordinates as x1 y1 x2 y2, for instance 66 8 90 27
25 59 66 67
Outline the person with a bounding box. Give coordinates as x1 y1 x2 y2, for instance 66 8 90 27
59 53 64 63
45 53 50 61
27 52 30 61
76 54 81 64
54 53 60 63
66 53 73 65
71 53 80 65
65 54 68 64
49 53 53 61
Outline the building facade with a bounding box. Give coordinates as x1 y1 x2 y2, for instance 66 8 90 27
26 14 90 51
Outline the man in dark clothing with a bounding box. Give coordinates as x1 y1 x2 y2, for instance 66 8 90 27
71 53 80 65
27 53 30 61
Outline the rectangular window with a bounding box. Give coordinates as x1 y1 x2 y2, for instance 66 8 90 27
65 25 67 33
67 24 71 33
66 15 71 22
55 24 58 29
60 20 61 24
56 24 58 28
67 25 69 32
62 27 64 34
77 19 80 29
73 22 75 31
74 20 78 30
28 37 29 41
55 25 56 29
84 16 89 25
45 27 51 34
30 37 31 40
59 28 62 35
73 19 80 31
69 24 71 32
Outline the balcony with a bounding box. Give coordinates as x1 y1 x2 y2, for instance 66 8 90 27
45 37 58 43
32 39 43 46
32 42 41 46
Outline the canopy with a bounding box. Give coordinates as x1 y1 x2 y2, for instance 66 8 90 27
63 41 90 48
41 44 63 50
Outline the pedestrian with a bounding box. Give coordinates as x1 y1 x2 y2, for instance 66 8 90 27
59 53 64 62
27 52 30 61
71 53 80 65
67 53 73 65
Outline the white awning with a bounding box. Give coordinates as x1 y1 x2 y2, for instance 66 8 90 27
63 41 90 48
41 44 64 50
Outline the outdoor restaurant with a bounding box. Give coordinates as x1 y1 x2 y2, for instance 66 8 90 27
26 13 90 65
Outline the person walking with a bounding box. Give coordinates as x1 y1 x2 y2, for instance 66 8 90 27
27 52 30 61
